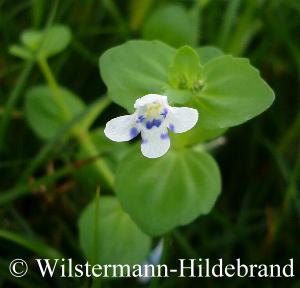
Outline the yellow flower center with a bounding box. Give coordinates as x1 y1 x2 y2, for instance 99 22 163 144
145 103 162 118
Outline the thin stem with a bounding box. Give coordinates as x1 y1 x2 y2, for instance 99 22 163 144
226 1 259 56
37 56 71 120
0 229 62 259
91 277 101 288
18 99 111 184
71 40 98 66
218 0 241 49
0 107 22 118
0 60 34 151
283 149 300 210
278 111 300 154
0 165 73 206
173 230 197 258
81 96 111 130
37 57 114 189
102 0 130 39
74 129 114 188
0 0 59 152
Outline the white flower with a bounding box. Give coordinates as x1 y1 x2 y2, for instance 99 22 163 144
104 94 199 158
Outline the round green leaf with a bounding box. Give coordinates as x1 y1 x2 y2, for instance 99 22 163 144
99 40 176 112
21 30 43 51
25 85 85 140
142 4 197 48
196 46 224 64
169 46 202 90
191 55 275 129
41 25 71 57
116 148 221 236
170 123 227 148
78 196 151 265
21 25 72 58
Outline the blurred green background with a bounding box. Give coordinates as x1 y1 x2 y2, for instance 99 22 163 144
0 0 299 287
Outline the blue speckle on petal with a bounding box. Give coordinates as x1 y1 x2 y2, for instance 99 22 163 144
160 132 169 140
160 108 168 118
137 115 145 123
142 138 148 144
169 124 175 132
146 121 153 129
130 127 139 138
152 119 161 127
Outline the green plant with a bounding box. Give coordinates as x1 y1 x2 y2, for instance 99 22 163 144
2 1 298 287
6 13 275 271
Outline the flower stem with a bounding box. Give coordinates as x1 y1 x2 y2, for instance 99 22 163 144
37 57 114 189
74 129 114 188
0 60 34 152
37 56 72 120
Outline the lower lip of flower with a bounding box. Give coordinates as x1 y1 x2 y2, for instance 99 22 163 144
130 127 139 138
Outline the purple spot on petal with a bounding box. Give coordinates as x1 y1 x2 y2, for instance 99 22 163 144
130 127 139 139
137 115 145 123
153 119 161 127
160 132 169 140
160 108 168 118
146 121 153 129
169 124 175 132
141 139 148 144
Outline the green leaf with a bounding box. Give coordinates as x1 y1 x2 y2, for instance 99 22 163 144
21 25 72 58
40 25 72 57
25 85 85 140
190 55 275 129
142 4 198 47
100 41 274 141
164 46 224 106
116 148 221 236
169 45 202 90
78 196 151 265
9 45 33 60
99 40 176 112
196 46 224 64
162 87 193 105
171 123 227 148
169 46 226 146
99 42 225 112
21 30 43 51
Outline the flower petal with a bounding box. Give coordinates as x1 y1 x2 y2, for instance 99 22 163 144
168 107 198 133
104 115 139 142
141 128 170 158
134 94 168 109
